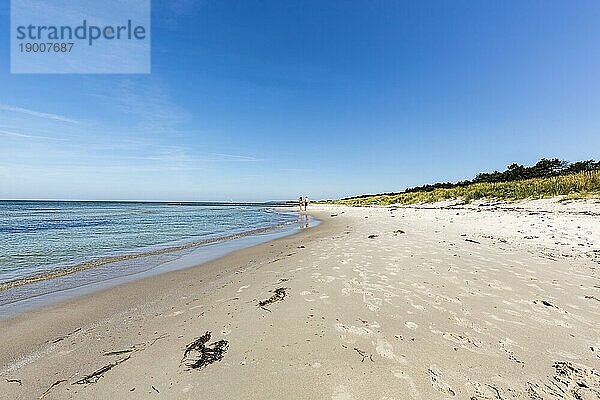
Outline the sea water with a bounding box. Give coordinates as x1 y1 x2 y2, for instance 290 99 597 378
0 201 300 294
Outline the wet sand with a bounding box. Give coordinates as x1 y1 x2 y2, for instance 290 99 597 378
1 200 599 399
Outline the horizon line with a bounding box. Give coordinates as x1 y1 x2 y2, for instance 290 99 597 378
0 198 299 204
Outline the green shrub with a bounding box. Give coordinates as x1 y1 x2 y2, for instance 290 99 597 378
329 171 600 206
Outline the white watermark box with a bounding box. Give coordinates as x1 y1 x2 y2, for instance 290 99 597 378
11 0 151 74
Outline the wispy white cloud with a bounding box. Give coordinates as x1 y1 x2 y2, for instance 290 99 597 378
0 104 80 124
85 78 189 136
115 149 264 167
0 129 66 141
209 153 264 162
281 168 314 172
0 77 263 188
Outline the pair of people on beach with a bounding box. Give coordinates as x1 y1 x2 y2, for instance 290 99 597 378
299 196 310 212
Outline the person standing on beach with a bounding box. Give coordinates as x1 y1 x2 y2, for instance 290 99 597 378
303 196 309 211
299 196 304 212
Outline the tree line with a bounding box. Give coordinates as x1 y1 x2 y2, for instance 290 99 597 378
344 158 600 199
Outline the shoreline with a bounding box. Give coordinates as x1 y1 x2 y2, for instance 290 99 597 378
0 210 316 318
0 207 300 292
0 216 300 292
1 202 599 399
0 209 332 369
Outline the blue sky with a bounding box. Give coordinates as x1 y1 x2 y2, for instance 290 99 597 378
1 1 599 201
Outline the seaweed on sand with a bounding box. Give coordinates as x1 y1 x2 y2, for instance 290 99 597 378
257 287 287 311
354 347 374 363
182 332 229 370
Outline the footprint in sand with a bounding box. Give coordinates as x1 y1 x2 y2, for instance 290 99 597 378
334 323 373 337
428 367 456 396
467 380 505 399
404 321 418 330
436 331 491 355
300 290 317 302
331 384 352 400
392 369 420 398
527 361 600 399
376 338 407 364
237 285 250 293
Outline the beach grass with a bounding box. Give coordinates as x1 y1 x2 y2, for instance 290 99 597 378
328 171 600 206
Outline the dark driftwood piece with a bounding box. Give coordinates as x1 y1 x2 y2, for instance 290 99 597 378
102 333 167 357
183 332 229 370
73 355 131 385
50 327 81 344
102 348 135 356
38 379 66 399
258 287 287 311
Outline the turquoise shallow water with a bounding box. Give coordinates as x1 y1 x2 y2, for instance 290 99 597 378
0 201 298 285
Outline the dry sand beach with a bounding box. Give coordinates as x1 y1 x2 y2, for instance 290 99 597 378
1 200 599 399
